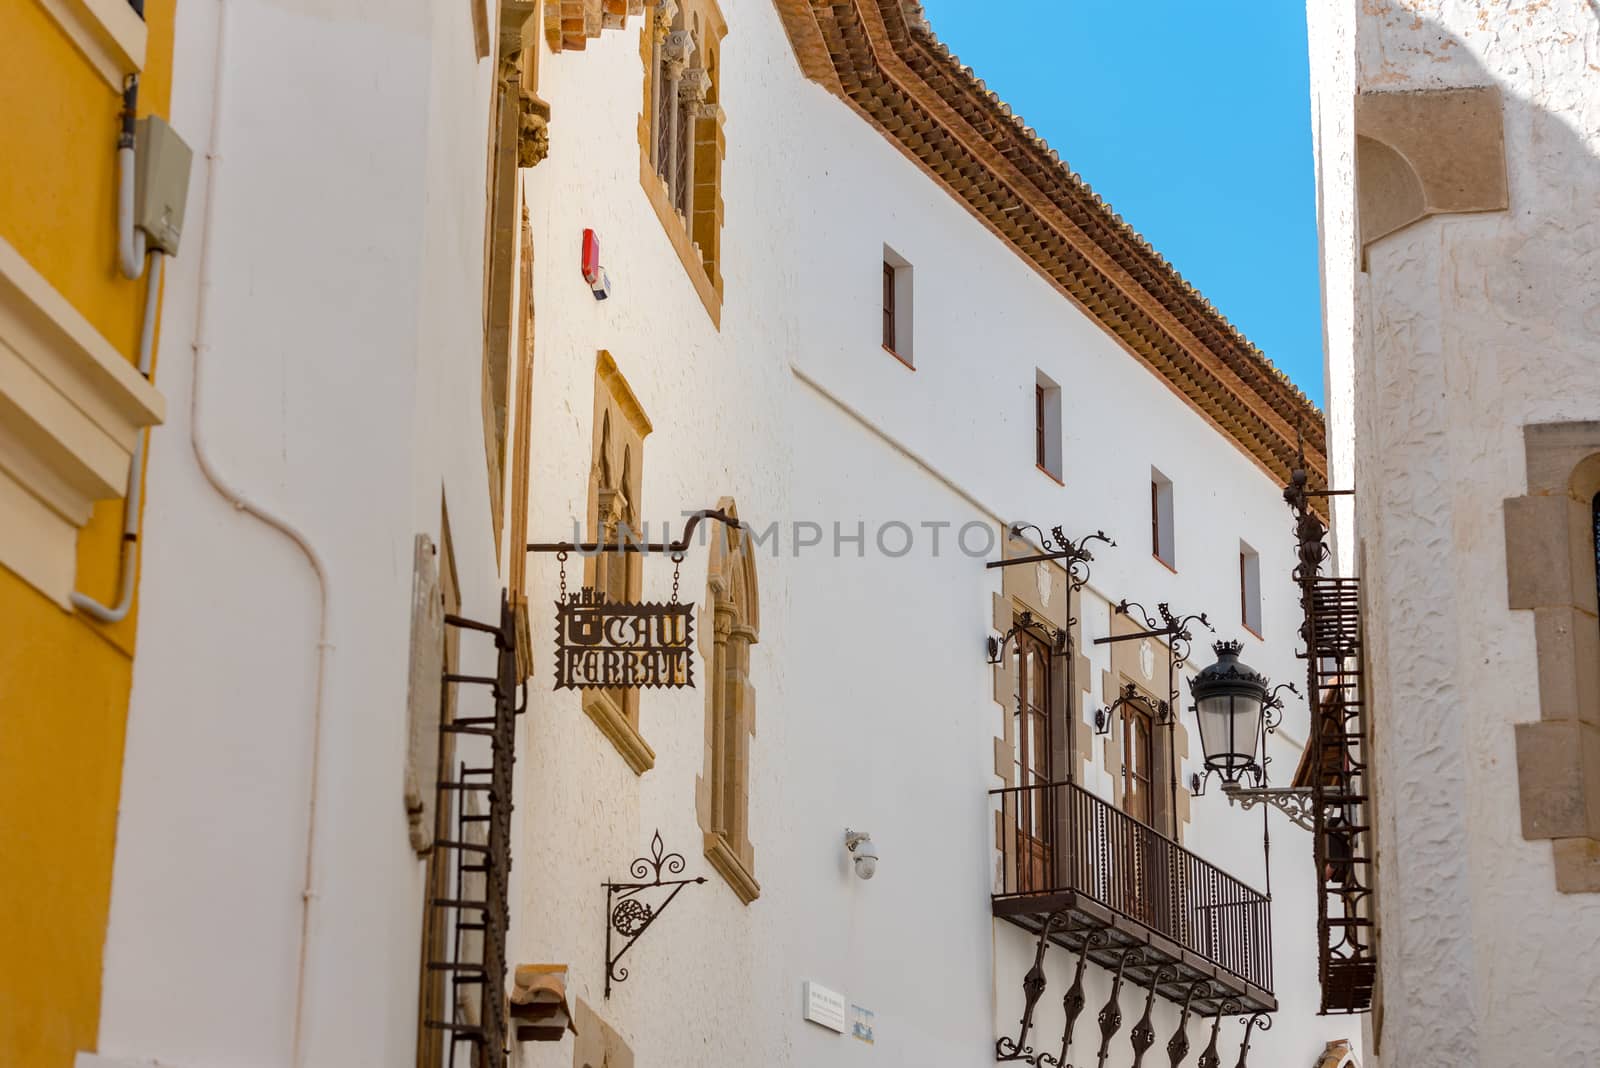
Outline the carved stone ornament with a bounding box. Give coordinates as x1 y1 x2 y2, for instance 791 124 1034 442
519 91 552 168
678 66 711 106
661 29 695 80
653 0 677 43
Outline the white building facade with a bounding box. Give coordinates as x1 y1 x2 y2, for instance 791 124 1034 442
513 2 1351 1066
84 0 1355 1066
1310 1 1600 1065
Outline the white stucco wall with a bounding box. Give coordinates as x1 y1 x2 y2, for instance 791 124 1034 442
1310 2 1600 1065
514 1 1352 1064
98 1 507 1065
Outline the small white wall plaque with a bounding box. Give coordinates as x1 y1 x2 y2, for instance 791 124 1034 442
803 981 847 1033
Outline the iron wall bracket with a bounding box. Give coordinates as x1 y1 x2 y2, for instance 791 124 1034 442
1219 783 1317 833
602 831 705 998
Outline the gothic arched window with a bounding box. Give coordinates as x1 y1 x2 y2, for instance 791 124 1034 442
640 0 727 324
697 497 760 902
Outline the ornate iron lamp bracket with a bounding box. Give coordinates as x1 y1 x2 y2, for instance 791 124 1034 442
1219 782 1317 832
1194 679 1317 830
602 831 705 998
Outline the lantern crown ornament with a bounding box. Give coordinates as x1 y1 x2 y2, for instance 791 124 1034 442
1190 640 1271 785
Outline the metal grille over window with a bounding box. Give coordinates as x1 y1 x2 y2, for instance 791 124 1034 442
425 594 522 1067
1285 463 1376 1014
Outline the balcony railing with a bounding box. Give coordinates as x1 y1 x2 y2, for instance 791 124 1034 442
992 778 1273 999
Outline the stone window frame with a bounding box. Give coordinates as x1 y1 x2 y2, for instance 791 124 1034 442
481 4 549 567
582 351 655 774
638 0 727 327
1504 421 1600 893
696 496 761 903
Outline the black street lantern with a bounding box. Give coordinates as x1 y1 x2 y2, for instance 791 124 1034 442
1191 640 1270 784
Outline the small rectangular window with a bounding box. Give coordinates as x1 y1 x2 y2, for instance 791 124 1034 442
1240 541 1262 635
882 245 912 366
1151 468 1175 569
883 261 896 351
1035 370 1062 481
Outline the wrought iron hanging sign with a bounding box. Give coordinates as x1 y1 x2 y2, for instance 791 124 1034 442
529 508 740 693
553 586 694 690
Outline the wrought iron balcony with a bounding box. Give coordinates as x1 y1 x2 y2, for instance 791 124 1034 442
991 779 1275 1016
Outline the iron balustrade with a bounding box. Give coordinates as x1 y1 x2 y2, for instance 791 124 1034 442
991 778 1272 994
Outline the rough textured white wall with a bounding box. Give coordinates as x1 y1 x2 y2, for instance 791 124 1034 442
1311 2 1600 1065
99 0 505 1065
514 1 1353 1063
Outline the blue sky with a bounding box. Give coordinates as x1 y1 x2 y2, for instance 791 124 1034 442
920 0 1324 406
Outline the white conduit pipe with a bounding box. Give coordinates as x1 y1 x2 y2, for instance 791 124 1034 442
71 252 163 622
190 4 334 1064
117 141 147 280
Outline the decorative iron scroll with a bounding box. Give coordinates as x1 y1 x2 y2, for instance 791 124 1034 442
1034 927 1108 1068
1196 997 1241 1068
553 589 694 690
1164 980 1211 1066
1094 947 1143 1068
996 911 1069 1061
1128 966 1176 1068
603 830 705 998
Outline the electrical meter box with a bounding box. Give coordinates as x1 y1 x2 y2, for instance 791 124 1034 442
135 115 194 256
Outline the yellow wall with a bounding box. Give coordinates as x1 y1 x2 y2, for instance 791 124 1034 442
0 1 175 1064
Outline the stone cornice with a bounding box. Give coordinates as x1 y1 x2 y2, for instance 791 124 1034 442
771 0 1327 490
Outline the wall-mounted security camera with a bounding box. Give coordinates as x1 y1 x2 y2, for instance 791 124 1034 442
844 829 878 881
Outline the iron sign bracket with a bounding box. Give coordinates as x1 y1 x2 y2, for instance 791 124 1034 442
527 507 740 556
1218 783 1318 832
602 830 705 999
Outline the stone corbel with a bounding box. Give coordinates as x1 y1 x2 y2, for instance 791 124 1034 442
1355 86 1508 252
